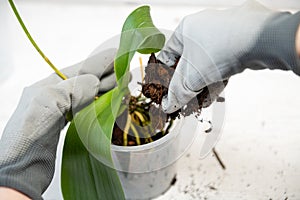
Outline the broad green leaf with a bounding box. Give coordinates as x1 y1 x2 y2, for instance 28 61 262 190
61 122 124 200
114 5 165 86
62 88 126 200
61 5 165 200
73 87 126 165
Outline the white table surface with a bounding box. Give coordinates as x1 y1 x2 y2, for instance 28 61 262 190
1 1 300 199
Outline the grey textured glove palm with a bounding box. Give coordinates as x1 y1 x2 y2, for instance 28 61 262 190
0 48 117 199
158 0 300 113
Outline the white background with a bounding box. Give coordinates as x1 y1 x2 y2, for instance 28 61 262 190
1 0 300 199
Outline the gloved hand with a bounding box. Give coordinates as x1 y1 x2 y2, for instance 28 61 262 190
0 48 117 199
158 0 300 113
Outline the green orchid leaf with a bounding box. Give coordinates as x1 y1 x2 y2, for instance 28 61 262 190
9 1 165 199
73 87 126 164
61 122 124 200
114 5 165 86
61 5 165 200
62 88 126 200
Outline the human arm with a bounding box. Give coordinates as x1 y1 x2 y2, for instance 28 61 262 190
0 187 30 200
0 49 116 199
158 0 300 113
297 24 300 56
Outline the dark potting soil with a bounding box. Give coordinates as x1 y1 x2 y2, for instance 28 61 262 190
111 53 228 146
142 53 228 116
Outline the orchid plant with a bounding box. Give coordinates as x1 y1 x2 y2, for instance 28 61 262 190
8 1 165 199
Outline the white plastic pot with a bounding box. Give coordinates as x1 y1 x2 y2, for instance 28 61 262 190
111 116 198 200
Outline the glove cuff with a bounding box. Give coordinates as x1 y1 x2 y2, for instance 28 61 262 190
0 176 42 200
243 11 300 74
269 11 300 75
0 136 55 200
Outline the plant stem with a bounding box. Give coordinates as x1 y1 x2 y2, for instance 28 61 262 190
145 128 153 143
133 110 149 126
212 148 226 170
130 124 141 145
8 0 67 80
141 126 152 143
123 114 131 146
163 118 173 136
139 57 144 83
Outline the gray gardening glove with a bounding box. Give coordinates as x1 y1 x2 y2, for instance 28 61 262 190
158 0 300 113
0 48 117 199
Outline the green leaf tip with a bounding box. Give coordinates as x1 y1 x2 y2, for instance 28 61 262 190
114 5 165 82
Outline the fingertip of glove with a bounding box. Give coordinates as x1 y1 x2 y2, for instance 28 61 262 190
79 74 101 91
98 73 117 92
157 50 177 67
161 95 171 113
161 95 181 114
